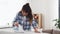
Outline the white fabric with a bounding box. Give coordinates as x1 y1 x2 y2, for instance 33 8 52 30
0 27 50 34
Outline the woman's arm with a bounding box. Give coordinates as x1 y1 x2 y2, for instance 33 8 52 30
13 13 22 26
32 18 40 33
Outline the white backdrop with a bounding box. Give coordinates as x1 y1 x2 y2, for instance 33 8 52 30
0 0 28 28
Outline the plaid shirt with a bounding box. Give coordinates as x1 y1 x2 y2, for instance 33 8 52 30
13 12 38 30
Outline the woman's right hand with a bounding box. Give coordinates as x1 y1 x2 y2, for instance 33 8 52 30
13 22 19 27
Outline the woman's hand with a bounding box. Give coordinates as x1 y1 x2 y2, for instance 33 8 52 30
13 22 19 27
34 28 40 33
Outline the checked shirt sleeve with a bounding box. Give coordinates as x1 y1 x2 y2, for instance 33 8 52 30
13 13 23 25
32 18 38 29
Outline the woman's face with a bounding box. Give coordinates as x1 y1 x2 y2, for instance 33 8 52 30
22 11 28 16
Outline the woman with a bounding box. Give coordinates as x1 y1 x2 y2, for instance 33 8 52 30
13 3 39 33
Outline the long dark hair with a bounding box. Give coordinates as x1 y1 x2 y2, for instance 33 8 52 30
20 3 33 22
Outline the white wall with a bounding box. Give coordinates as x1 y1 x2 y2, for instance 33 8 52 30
0 0 28 28
29 0 58 29
0 0 8 27
46 0 58 29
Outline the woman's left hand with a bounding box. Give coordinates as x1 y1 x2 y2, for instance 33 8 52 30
34 28 40 33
